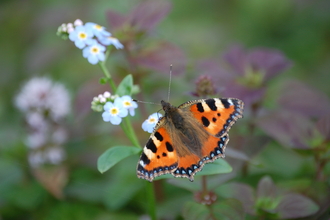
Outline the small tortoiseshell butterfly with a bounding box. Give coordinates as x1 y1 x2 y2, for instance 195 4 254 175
137 98 244 182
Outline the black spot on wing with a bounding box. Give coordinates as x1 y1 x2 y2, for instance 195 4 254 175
154 131 163 141
162 152 167 157
140 152 150 165
146 139 157 153
221 99 231 109
212 117 217 122
196 103 204 112
201 116 210 127
205 99 217 111
166 142 174 152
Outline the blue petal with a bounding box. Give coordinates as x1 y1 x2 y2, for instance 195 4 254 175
102 112 111 122
87 55 98 65
114 97 125 108
118 108 128 117
82 47 90 58
129 109 135 116
142 121 151 133
103 102 113 111
75 41 85 49
110 116 122 125
97 52 105 62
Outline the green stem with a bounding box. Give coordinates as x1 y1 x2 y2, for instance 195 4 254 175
146 182 157 220
99 61 140 147
123 117 140 148
99 61 117 92
98 55 155 218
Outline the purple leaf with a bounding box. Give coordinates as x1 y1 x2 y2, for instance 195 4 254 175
128 0 171 32
222 44 247 76
197 59 234 86
278 80 330 118
276 193 319 219
247 48 292 81
222 44 292 80
316 113 330 140
256 110 316 149
222 82 266 108
106 10 127 31
134 41 186 75
106 1 171 33
217 183 255 214
257 176 277 199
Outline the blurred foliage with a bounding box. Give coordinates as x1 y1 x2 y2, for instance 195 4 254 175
1 0 330 219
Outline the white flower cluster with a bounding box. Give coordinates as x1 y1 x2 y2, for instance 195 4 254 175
91 91 119 112
15 77 70 121
15 77 70 168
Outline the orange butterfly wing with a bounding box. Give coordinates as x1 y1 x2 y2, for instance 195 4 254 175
183 98 244 138
173 98 243 180
137 119 179 182
137 98 244 182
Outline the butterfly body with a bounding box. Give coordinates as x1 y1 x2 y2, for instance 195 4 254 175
137 98 244 182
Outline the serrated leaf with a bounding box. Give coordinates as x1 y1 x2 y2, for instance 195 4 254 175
97 146 141 173
182 201 210 220
116 74 133 96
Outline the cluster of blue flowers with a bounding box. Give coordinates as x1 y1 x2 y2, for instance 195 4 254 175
58 19 123 65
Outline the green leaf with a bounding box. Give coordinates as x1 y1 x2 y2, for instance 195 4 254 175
116 74 133 96
131 84 140 95
212 199 245 220
195 159 232 176
154 159 232 181
99 77 109 84
102 157 144 210
97 146 141 173
182 201 210 220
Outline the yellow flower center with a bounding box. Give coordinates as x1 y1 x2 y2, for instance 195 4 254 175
110 108 118 115
124 101 131 107
149 118 156 123
79 32 87 39
91 46 99 54
95 24 102 30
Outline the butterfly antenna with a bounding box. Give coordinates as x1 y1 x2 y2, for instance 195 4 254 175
132 99 161 106
167 64 172 102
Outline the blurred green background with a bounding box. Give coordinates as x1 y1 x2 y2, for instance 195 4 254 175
1 0 330 219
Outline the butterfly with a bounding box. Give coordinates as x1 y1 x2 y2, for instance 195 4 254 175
137 98 244 182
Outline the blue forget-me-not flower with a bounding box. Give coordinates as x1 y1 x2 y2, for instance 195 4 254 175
82 40 106 65
116 95 138 116
102 98 128 125
85 22 111 39
69 25 94 49
142 113 162 133
99 36 124 49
